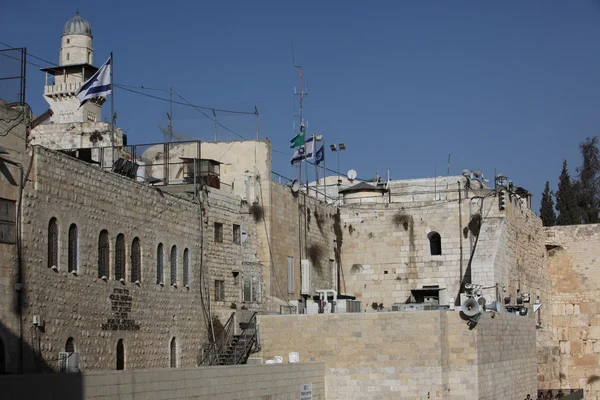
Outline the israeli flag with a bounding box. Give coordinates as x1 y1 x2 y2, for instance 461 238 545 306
291 136 316 165
77 56 112 106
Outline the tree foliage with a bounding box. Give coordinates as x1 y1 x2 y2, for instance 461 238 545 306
555 160 580 225
575 137 600 224
539 181 556 227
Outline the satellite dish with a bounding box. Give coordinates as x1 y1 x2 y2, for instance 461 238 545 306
461 169 470 177
347 169 357 181
290 179 300 193
473 170 483 178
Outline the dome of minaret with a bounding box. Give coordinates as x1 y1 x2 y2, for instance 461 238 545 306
62 11 92 37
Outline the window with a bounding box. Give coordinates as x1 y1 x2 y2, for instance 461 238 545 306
215 280 225 301
66 38 70 44
0 198 16 244
170 337 177 368
98 230 109 278
88 51 91 63
156 243 164 284
48 218 58 269
214 222 223 243
183 248 190 287
66 53 70 61
170 246 177 286
116 339 125 370
131 238 141 283
65 337 75 353
115 234 125 280
428 231 442 256
233 224 241 244
243 276 259 303
287 256 294 294
68 224 78 273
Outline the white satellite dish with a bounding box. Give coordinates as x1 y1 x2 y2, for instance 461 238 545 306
347 169 357 181
290 179 300 193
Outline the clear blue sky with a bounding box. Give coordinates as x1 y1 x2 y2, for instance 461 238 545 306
2 1 600 207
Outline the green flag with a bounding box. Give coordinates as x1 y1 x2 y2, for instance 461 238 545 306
290 124 306 148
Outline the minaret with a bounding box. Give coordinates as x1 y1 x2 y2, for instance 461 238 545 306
40 11 105 124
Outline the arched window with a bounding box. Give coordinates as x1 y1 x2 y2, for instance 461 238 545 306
0 337 5 373
170 246 177 286
131 238 141 283
115 234 125 280
428 231 442 256
65 337 75 353
156 243 164 285
68 224 78 273
116 339 125 370
88 52 91 63
98 230 110 279
47 218 58 269
170 337 177 368
183 248 190 288
66 53 70 61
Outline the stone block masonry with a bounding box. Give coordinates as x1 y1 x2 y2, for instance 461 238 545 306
258 310 536 400
0 362 325 400
0 145 257 372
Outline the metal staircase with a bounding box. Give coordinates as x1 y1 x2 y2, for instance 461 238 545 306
201 312 260 366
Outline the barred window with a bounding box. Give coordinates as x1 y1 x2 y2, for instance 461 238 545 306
0 198 16 244
214 223 223 243
156 243 164 285
170 337 177 368
131 237 141 283
215 280 225 301
170 245 177 286
98 230 109 278
233 224 241 244
115 234 125 280
183 248 190 288
47 218 58 269
68 224 78 273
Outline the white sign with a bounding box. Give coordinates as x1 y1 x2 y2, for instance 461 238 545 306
300 383 312 400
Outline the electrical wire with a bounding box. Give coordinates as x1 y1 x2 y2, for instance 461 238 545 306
0 41 54 65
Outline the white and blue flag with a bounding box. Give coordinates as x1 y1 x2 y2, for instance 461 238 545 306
291 135 316 165
77 56 112 106
315 145 324 166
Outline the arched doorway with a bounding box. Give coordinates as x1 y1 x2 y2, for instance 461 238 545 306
65 337 75 353
116 339 125 370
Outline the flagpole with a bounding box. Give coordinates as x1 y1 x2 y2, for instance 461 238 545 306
313 134 318 198
323 137 326 201
110 52 115 165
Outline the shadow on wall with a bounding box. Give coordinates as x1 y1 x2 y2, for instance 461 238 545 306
0 321 84 400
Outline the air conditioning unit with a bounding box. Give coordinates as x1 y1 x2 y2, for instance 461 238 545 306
58 352 80 373
301 259 311 295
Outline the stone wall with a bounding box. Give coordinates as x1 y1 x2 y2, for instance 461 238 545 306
257 311 536 400
0 145 257 373
0 362 325 400
542 224 600 398
268 182 338 304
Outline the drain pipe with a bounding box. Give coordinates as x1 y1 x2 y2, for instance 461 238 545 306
468 196 485 256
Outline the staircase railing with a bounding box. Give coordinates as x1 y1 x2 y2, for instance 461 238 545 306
233 312 260 364
200 312 235 366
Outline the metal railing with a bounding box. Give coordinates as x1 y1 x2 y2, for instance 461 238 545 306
200 312 236 366
232 312 260 365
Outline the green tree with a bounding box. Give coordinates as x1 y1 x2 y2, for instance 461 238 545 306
575 137 600 223
556 160 580 225
539 181 556 226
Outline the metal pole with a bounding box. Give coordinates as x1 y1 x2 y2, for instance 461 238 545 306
323 138 326 201
213 109 217 142
169 87 173 143
110 52 115 165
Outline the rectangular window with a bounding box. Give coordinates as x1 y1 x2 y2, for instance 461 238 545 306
243 278 252 302
287 256 294 294
233 224 241 245
0 198 16 244
215 280 225 301
214 223 223 243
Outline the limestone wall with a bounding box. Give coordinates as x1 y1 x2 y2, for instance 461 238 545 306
542 224 600 398
0 145 257 372
0 362 325 400
268 182 338 304
257 311 536 400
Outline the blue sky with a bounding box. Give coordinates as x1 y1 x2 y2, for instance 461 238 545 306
2 1 600 207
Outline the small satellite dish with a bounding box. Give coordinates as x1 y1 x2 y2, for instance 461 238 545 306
347 169 357 181
473 170 483 178
461 169 470 177
290 179 300 193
